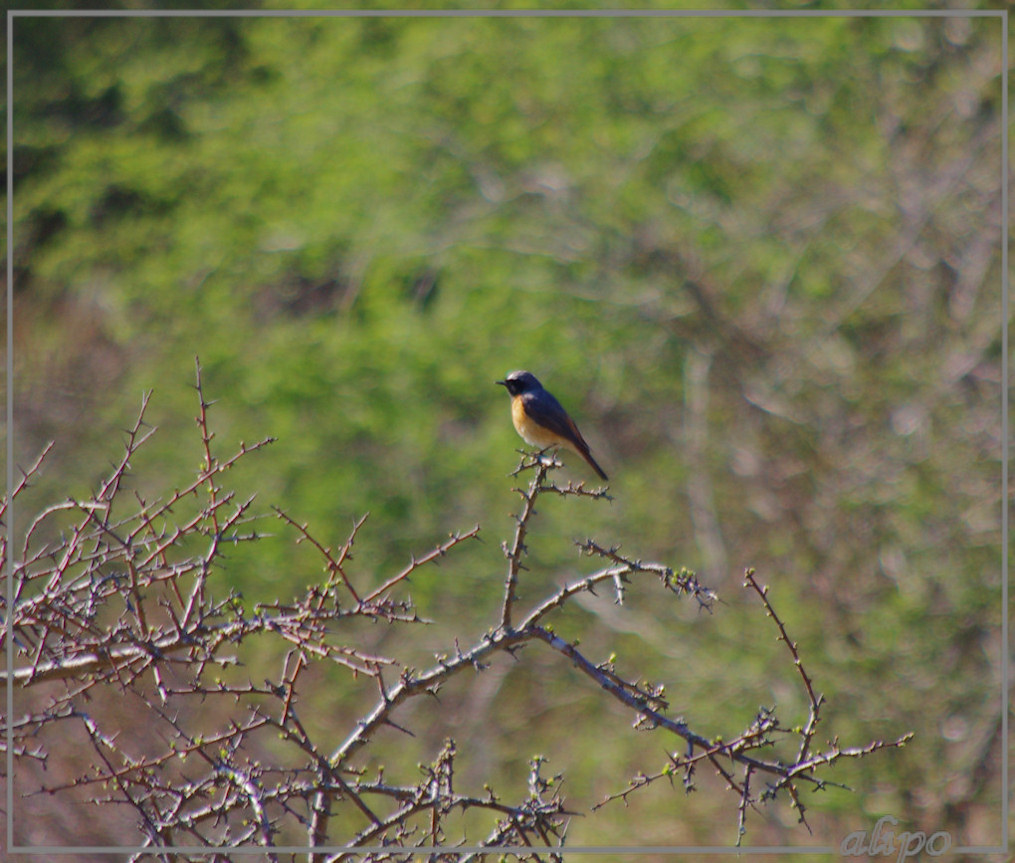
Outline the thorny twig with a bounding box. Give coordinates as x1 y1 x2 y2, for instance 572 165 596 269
2 367 911 854
592 566 912 843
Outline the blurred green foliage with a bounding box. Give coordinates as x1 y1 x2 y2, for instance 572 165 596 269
9 4 1005 850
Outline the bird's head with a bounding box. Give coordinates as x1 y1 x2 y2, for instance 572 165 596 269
495 370 542 397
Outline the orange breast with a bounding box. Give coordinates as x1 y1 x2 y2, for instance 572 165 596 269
512 397 569 449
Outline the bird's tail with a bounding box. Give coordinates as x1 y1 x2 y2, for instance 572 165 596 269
581 450 608 482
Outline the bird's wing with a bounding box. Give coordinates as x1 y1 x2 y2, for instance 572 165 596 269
524 392 592 455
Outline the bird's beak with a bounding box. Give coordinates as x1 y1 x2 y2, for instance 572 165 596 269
495 380 507 387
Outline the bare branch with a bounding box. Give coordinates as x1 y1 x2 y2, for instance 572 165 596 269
3 372 911 852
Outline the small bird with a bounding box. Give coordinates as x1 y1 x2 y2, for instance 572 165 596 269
496 370 608 481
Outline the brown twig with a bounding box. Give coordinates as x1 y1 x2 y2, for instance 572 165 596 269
742 568 822 764
4 376 912 853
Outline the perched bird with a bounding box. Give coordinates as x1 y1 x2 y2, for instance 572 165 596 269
496 370 608 481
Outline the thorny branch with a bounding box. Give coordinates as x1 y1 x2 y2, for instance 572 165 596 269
1 362 910 856
590 569 912 843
